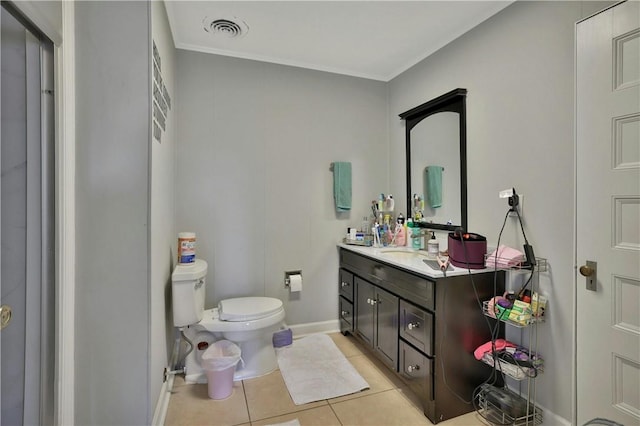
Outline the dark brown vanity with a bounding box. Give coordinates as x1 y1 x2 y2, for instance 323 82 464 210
338 245 505 424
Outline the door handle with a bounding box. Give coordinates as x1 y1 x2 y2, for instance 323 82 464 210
407 322 420 330
580 260 597 291
0 305 12 331
407 364 420 373
579 265 594 276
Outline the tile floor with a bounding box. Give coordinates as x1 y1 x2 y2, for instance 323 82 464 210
164 332 488 426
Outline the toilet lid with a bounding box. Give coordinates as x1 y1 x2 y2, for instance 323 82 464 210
218 297 283 322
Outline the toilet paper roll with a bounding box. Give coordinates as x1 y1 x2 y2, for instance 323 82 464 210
289 274 302 293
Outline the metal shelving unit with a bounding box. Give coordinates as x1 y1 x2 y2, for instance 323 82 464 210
477 257 547 425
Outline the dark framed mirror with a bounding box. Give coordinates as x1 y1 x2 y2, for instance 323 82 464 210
399 88 467 231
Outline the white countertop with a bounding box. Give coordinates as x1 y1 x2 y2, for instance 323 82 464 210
337 243 498 279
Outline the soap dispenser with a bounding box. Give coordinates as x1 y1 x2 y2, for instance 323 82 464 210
427 231 439 259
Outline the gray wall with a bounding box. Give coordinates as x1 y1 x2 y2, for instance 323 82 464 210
388 1 612 422
176 52 388 325
75 2 151 424
150 1 177 419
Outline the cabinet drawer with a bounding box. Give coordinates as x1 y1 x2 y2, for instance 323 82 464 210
340 249 434 310
399 340 433 404
400 300 433 356
339 296 354 332
339 269 354 301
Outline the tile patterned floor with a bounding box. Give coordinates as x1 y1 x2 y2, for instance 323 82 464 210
164 332 488 426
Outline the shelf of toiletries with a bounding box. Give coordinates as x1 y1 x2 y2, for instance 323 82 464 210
477 385 543 426
482 297 547 328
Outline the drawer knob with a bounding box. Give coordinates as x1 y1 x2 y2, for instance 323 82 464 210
341 310 350 316
407 365 420 373
341 282 349 287
407 322 420 330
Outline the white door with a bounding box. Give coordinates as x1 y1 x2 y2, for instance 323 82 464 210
577 1 640 425
0 4 55 425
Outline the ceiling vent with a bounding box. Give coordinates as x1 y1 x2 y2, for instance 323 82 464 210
203 17 249 39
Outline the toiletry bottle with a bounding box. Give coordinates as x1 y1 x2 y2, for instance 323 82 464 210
395 215 406 246
411 224 422 250
406 220 413 247
361 217 370 234
427 231 439 259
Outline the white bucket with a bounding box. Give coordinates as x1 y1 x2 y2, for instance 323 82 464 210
178 232 196 264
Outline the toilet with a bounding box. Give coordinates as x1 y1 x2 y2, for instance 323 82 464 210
171 259 285 382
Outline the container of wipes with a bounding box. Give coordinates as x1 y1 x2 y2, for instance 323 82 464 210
178 232 196 264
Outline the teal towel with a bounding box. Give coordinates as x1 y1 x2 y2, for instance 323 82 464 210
333 162 352 212
425 166 443 208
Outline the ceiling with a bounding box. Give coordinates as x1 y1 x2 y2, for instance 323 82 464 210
164 1 514 82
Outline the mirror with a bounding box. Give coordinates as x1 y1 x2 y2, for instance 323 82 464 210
399 88 467 231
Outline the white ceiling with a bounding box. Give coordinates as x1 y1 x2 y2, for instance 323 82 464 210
165 1 513 82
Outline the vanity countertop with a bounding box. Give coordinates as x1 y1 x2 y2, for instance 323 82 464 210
337 243 497 279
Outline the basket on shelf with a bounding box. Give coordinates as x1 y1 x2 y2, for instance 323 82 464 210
480 351 543 381
477 385 543 426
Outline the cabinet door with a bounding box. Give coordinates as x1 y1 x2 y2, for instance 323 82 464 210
375 287 399 369
355 277 375 347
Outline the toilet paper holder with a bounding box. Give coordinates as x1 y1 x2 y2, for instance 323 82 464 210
284 270 302 288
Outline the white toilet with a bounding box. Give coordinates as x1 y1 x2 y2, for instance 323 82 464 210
171 259 285 382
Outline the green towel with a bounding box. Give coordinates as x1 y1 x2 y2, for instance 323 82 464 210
333 162 352 212
425 166 443 208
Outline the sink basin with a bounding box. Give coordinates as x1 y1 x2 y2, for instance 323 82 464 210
378 249 430 261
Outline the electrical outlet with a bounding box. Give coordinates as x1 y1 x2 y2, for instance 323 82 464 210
509 194 524 217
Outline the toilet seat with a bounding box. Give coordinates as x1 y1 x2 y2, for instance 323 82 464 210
219 297 283 321
198 297 285 333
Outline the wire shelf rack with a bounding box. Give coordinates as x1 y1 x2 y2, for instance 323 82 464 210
477 385 543 425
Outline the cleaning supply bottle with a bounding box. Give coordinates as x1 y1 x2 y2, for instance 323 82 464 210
427 231 439 259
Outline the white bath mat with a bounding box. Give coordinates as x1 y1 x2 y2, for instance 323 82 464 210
276 333 369 405
266 419 300 426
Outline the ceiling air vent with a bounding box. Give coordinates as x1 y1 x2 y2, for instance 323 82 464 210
203 17 249 38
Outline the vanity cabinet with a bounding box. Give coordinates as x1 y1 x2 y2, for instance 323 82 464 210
338 247 505 424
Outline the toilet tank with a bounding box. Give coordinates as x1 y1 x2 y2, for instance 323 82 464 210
171 259 208 327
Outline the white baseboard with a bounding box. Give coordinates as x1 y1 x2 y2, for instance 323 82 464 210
151 373 173 426
539 405 570 426
152 336 181 426
288 320 340 338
